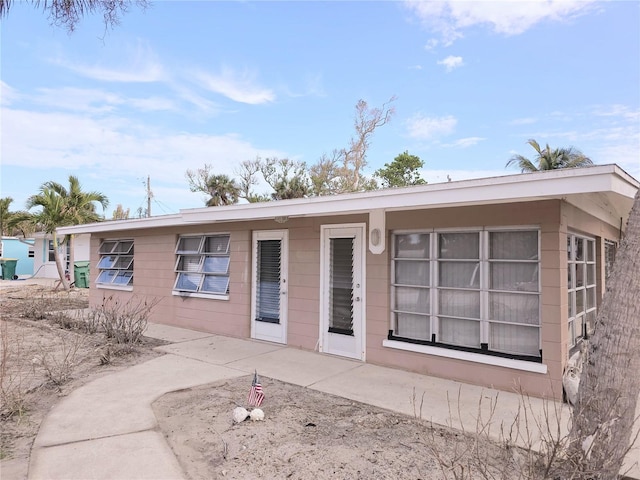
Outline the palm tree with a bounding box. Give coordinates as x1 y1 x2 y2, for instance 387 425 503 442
0 197 32 237
562 189 640 477
205 174 240 207
26 176 108 291
506 139 593 172
271 175 309 200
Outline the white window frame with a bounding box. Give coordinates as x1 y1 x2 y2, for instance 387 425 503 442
173 234 231 300
388 227 542 361
96 239 134 291
567 232 597 349
48 239 70 264
48 240 55 262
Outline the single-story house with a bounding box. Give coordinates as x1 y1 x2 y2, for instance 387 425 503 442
32 232 91 280
57 165 638 399
0 236 35 277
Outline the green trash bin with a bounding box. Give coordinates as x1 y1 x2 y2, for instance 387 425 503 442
0 258 19 280
73 261 90 288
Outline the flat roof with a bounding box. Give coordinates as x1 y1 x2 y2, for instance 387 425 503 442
58 164 638 235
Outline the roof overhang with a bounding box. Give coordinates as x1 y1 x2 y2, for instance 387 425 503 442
58 164 638 236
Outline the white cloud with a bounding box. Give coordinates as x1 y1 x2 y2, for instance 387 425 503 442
437 55 464 72
193 66 275 105
591 104 640 122
171 85 221 114
1 106 283 192
405 0 597 45
1 81 20 106
32 87 123 113
424 38 440 51
54 56 164 83
21 86 181 115
406 114 457 140
51 40 166 83
510 117 538 126
63 62 165 83
509 103 640 179
128 96 178 112
444 137 485 148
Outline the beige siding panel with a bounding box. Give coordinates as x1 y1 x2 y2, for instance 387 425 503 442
381 201 564 398
287 309 318 326
288 297 319 314
366 345 561 399
291 274 320 288
288 285 319 301
85 200 613 399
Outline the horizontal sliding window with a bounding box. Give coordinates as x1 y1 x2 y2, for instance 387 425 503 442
97 239 134 286
174 234 230 296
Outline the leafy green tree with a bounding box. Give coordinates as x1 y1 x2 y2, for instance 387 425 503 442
0 0 148 32
309 151 342 196
26 176 108 291
259 157 309 200
374 151 426 188
506 139 593 172
186 165 241 207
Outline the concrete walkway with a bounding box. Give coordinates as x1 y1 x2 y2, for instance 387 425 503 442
26 323 639 480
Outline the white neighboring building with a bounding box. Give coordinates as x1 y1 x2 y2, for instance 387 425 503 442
32 233 91 280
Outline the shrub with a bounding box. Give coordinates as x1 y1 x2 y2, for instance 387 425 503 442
92 295 160 352
0 322 29 419
36 331 86 386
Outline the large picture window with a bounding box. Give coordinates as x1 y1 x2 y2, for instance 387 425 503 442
390 228 541 360
97 239 134 286
174 234 230 296
567 233 596 347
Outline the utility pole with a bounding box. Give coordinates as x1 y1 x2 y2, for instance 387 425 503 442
146 175 152 218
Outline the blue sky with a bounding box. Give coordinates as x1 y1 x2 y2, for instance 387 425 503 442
1 1 639 218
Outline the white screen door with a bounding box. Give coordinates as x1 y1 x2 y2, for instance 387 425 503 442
320 224 365 360
251 230 288 344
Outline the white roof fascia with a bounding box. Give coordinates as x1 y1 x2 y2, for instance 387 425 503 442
57 165 638 235
181 165 637 223
58 214 183 235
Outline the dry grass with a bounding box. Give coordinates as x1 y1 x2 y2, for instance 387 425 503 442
0 284 165 467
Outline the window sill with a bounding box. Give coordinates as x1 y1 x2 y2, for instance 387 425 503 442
96 284 133 292
172 291 229 301
382 339 548 374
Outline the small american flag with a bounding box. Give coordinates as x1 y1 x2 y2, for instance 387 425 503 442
248 370 265 407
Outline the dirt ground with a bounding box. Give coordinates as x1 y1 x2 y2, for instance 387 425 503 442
1 282 526 480
153 377 482 480
0 283 164 479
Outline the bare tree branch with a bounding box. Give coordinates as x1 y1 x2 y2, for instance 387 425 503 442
0 0 149 32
